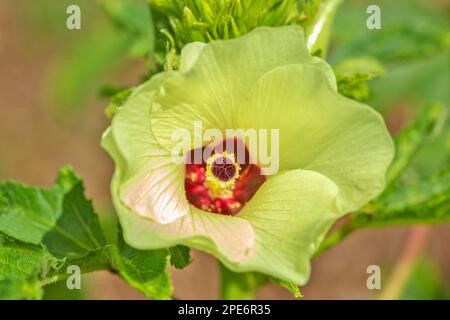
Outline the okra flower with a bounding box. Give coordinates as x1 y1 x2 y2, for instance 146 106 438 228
102 26 394 284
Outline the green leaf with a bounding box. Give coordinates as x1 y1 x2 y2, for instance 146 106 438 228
0 167 107 259
111 231 172 300
0 167 112 299
219 263 267 300
378 168 450 213
0 243 45 281
337 73 372 101
409 109 450 178
0 167 175 300
270 277 303 298
385 103 448 187
0 235 50 300
42 278 85 300
366 168 450 226
0 181 62 245
169 245 192 269
102 86 133 120
334 56 385 101
0 275 43 300
98 0 155 57
42 168 107 259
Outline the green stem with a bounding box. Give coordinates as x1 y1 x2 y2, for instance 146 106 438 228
305 0 343 57
314 218 355 257
314 209 378 257
40 246 115 287
219 262 266 300
40 263 111 287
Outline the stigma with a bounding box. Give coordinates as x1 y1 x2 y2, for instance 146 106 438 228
206 152 240 188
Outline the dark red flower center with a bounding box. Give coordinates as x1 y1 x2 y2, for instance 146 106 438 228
185 139 266 216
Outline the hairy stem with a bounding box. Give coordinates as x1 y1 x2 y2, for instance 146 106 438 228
40 246 115 287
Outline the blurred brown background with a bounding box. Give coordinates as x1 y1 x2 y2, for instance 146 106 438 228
0 0 449 299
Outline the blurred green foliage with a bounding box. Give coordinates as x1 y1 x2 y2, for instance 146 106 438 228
399 257 450 300
330 0 449 110
16 0 154 112
331 1 449 65
331 0 449 193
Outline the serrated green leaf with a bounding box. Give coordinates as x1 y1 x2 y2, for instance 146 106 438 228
219 263 267 300
0 167 174 300
385 103 448 187
111 232 172 300
0 167 106 259
0 167 113 299
43 169 107 259
169 245 192 269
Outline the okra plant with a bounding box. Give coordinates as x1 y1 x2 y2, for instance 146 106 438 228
0 0 448 300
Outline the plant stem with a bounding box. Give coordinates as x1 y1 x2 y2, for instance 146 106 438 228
378 226 430 300
314 217 356 257
40 246 115 287
40 263 111 287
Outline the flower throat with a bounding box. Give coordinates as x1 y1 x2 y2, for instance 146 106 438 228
184 139 265 215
